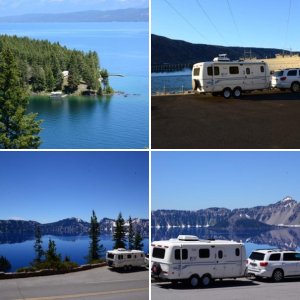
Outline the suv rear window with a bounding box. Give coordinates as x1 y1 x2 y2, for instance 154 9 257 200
274 71 283 77
249 252 265 260
152 248 165 259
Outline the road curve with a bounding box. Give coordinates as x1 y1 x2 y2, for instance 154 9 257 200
0 266 148 300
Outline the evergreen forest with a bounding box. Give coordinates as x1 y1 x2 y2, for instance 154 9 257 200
0 34 111 94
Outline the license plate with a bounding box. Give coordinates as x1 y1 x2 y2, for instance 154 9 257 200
250 263 257 267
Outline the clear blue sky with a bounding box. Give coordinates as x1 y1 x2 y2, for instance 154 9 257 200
152 0 300 51
0 151 149 223
152 151 300 211
0 0 148 17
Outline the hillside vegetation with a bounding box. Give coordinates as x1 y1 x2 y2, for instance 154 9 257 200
0 35 103 94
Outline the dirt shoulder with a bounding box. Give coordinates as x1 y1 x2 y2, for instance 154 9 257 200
152 91 300 149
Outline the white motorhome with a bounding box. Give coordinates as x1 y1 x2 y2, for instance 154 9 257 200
192 55 270 99
106 248 146 271
151 235 247 287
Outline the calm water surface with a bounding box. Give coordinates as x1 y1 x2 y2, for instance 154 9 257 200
0 23 149 148
0 234 149 272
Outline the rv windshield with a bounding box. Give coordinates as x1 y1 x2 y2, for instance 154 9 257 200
107 253 114 259
152 247 165 259
249 252 265 261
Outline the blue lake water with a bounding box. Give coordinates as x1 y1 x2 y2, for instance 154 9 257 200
151 70 192 94
151 227 300 257
0 22 149 149
0 234 149 272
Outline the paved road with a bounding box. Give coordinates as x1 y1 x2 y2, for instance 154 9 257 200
0 267 148 300
152 277 300 300
152 91 300 149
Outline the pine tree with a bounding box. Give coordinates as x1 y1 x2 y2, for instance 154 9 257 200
88 210 105 262
113 212 126 249
0 256 11 272
33 224 44 264
0 47 42 149
45 239 60 263
67 53 81 93
133 231 143 251
45 65 55 92
128 216 134 250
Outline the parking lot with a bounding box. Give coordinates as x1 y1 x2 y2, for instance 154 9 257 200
152 277 300 300
152 90 300 149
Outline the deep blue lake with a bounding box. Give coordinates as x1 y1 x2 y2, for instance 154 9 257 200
0 22 149 148
151 70 192 95
0 234 149 272
151 227 300 257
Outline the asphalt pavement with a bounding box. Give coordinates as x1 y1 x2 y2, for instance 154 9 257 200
0 266 149 300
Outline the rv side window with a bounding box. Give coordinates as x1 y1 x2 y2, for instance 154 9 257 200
246 68 250 75
218 250 223 259
127 255 132 259
141 253 144 257
260 66 265 73
193 67 200 76
199 249 210 258
207 67 213 76
229 66 239 74
235 248 240 256
214 67 220 76
152 248 165 259
174 249 188 260
118 255 123 260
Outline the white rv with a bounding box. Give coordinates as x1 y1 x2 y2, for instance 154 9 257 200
106 248 146 271
192 55 270 99
151 235 247 287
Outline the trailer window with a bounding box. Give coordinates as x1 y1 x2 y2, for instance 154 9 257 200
229 66 239 74
246 68 250 75
152 248 165 259
218 250 223 259
235 248 240 256
127 255 132 259
207 67 213 76
260 66 265 73
118 255 123 260
174 249 188 260
214 67 220 76
199 249 210 258
193 67 200 76
107 253 114 259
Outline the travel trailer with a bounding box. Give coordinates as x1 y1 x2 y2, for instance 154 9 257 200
192 55 270 98
106 248 146 271
151 235 247 287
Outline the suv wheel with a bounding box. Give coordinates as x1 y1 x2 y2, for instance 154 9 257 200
272 269 284 282
291 82 300 93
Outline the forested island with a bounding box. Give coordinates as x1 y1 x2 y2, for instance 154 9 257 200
0 34 112 95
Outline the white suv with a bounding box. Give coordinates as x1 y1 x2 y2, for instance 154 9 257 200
271 68 300 92
247 249 300 282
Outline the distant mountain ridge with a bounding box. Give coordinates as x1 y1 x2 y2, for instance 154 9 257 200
151 34 287 66
0 8 148 23
0 217 149 237
152 197 300 230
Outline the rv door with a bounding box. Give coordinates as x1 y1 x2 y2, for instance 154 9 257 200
213 247 226 278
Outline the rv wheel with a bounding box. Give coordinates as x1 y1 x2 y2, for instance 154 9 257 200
151 263 162 275
233 87 242 99
189 275 200 288
222 88 232 99
201 274 211 287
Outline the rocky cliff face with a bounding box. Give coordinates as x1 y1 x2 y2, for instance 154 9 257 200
152 197 300 229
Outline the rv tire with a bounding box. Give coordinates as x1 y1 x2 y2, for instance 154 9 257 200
233 87 242 99
222 88 232 99
123 265 128 272
189 275 200 288
291 82 300 93
128 265 132 272
201 274 211 287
